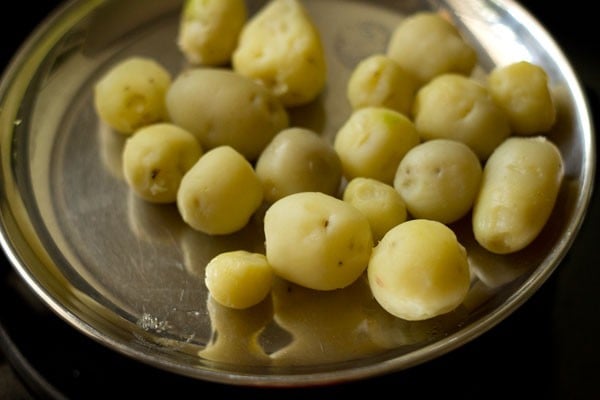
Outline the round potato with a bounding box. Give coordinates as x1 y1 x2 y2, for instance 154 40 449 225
394 139 482 224
347 54 419 116
368 219 471 321
386 12 477 85
166 68 289 160
255 127 342 203
487 61 557 135
94 57 172 134
472 136 564 254
333 107 420 184
412 73 511 160
177 145 264 235
123 123 203 203
205 250 274 310
264 192 373 291
342 177 407 242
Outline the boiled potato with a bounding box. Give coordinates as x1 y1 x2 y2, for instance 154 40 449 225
342 177 407 242
264 192 373 291
394 139 482 224
413 73 511 160
487 61 557 135
123 123 203 203
177 0 247 66
472 136 564 254
166 68 289 160
333 107 420 184
94 57 172 134
347 54 419 116
205 250 274 310
255 127 342 203
368 219 470 321
177 145 263 235
386 12 477 85
232 0 327 107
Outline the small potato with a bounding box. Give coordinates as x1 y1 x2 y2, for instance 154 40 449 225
343 177 407 242
264 192 373 291
368 219 471 321
413 73 511 160
333 107 420 184
94 57 172 134
386 12 477 85
472 136 564 254
166 68 289 160
205 250 274 310
394 139 482 224
123 123 203 203
347 54 419 116
487 61 557 135
177 0 247 66
255 127 342 203
177 146 263 235
232 0 327 107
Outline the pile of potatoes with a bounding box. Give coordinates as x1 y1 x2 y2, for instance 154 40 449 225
93 0 564 322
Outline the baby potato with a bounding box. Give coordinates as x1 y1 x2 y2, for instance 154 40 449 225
166 68 289 160
94 57 172 134
413 73 511 160
177 145 264 235
394 139 482 224
177 0 247 66
255 127 342 203
347 54 419 116
487 61 557 135
232 0 327 107
333 107 420 184
386 12 477 85
342 177 407 242
472 136 564 254
205 250 274 310
123 123 203 203
264 192 373 291
368 219 471 321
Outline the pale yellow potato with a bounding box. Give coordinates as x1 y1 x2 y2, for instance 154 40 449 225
232 0 327 107
177 146 264 235
255 127 342 203
394 139 482 224
177 0 247 66
413 73 511 160
368 219 470 321
472 136 564 254
205 250 274 310
166 68 289 160
264 192 373 291
347 54 419 116
487 61 557 135
333 107 420 184
386 12 477 85
343 177 407 242
94 57 172 134
123 123 202 204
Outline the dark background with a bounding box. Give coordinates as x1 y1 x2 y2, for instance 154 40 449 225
0 1 598 399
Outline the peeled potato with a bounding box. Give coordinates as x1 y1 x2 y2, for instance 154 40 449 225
264 192 373 291
368 219 471 321
232 0 327 107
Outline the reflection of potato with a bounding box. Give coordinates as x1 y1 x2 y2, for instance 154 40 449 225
232 0 327 107
166 68 289 160
394 139 482 224
413 74 511 160
472 136 563 254
386 12 477 85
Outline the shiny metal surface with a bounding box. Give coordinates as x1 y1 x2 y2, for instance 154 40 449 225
0 0 594 387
